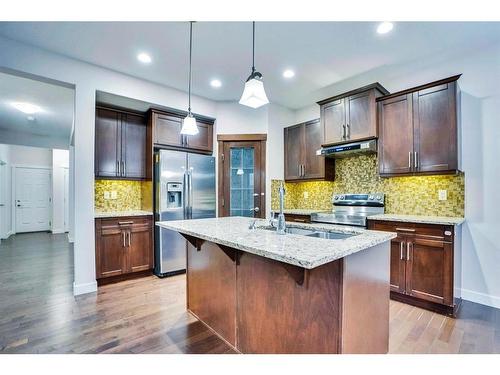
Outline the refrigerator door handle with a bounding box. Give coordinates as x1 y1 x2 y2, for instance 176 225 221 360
183 170 189 219
188 170 193 219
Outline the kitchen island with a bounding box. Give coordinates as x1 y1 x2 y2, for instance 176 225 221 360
157 217 396 354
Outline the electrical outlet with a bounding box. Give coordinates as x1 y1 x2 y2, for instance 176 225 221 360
438 190 447 201
103 191 110 200
303 191 309 199
111 191 118 200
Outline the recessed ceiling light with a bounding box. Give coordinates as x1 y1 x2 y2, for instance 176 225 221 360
137 52 152 64
283 69 295 78
11 102 41 114
210 79 222 88
377 22 394 34
27 116 36 122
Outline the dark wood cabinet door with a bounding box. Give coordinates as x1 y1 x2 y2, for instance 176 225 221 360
346 90 375 141
406 236 453 306
185 121 213 152
322 98 346 144
284 124 304 181
95 108 121 178
378 94 414 175
390 236 407 294
121 113 147 179
413 82 458 173
96 223 126 278
303 119 325 179
153 112 184 147
127 220 153 273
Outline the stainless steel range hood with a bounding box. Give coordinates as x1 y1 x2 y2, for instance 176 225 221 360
316 139 377 158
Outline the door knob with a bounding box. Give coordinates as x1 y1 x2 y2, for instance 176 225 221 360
253 207 260 212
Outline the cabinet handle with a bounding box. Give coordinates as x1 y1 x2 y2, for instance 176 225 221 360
121 161 125 176
407 242 411 261
342 125 346 140
346 124 350 139
122 232 126 247
298 165 301 177
118 221 134 225
400 241 405 260
396 227 415 232
414 152 418 169
294 219 306 223
117 160 120 176
408 152 412 169
127 231 131 247
302 165 306 177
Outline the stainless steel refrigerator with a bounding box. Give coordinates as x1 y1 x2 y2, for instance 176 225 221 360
154 149 215 277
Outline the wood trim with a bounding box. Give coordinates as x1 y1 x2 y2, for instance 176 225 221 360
217 134 267 141
377 74 462 102
149 107 215 125
317 82 389 105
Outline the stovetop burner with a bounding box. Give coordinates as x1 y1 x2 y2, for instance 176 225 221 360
311 193 385 227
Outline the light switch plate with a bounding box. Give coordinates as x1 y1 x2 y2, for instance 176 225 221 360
303 191 309 199
111 191 118 200
104 191 110 200
438 190 447 201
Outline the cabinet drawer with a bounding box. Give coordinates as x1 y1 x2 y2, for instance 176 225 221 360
98 216 152 230
284 214 311 223
368 220 453 242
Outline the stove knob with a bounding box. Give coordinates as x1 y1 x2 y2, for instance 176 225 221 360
339 195 344 200
334 196 339 200
369 195 374 200
376 195 382 201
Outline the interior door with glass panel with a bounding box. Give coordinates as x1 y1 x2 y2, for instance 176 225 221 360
222 141 264 218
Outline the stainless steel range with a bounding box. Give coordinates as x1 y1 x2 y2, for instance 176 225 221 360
311 193 385 227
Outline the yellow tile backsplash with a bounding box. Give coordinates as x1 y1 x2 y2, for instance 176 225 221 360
271 154 464 217
95 180 153 212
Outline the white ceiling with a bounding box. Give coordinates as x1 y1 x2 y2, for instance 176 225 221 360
1 22 500 109
0 71 74 148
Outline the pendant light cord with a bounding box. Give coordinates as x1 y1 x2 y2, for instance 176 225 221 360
252 21 255 73
188 21 193 114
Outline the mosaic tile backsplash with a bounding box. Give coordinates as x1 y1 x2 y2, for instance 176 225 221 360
95 180 153 212
271 154 464 217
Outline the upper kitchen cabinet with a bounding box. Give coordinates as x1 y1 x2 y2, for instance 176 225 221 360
150 109 214 154
284 119 335 181
318 83 389 145
378 75 461 177
95 106 149 180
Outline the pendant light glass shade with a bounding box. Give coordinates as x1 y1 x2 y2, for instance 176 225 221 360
239 75 269 108
181 113 199 135
181 21 199 135
240 22 269 109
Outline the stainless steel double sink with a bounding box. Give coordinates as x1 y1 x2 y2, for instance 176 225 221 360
258 225 356 240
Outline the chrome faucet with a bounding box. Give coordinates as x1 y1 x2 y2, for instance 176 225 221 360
275 182 286 234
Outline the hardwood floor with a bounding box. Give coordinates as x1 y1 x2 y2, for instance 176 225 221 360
0 232 498 354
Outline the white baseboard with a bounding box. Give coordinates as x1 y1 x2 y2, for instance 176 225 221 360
73 281 97 296
67 233 74 243
461 288 500 309
1 230 13 240
51 228 65 234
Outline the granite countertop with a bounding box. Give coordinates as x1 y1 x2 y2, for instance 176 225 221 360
156 217 396 269
281 209 325 216
95 210 153 218
368 214 465 226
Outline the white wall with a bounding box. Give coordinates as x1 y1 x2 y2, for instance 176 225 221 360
52 149 69 234
9 145 52 167
460 94 500 308
0 144 12 240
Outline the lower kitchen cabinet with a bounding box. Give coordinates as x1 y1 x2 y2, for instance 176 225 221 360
367 219 461 316
95 216 153 282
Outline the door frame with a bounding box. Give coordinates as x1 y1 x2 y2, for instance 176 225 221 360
217 134 266 218
12 164 53 234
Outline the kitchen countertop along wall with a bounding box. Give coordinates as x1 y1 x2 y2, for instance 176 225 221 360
271 154 464 217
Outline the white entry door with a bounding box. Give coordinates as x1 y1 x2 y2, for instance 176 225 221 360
15 167 51 233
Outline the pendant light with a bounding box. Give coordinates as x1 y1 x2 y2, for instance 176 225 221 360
239 21 269 109
181 21 199 135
